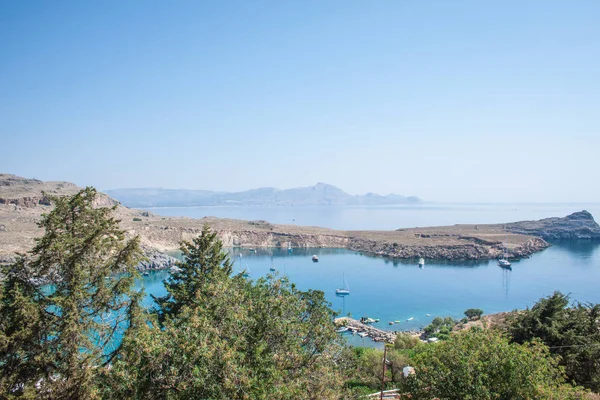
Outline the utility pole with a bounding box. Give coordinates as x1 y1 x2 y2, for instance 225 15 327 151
380 344 388 400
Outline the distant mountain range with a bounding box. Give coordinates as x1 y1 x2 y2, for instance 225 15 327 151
104 183 422 207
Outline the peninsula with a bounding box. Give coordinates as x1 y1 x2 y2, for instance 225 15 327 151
2 174 599 270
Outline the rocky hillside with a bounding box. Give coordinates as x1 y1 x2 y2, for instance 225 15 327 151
504 210 600 240
0 174 117 208
0 174 173 269
0 174 80 207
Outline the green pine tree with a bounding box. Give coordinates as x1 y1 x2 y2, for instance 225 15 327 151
0 187 142 399
152 224 233 324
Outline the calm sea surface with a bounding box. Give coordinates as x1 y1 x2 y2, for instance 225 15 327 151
141 203 600 231
137 204 600 348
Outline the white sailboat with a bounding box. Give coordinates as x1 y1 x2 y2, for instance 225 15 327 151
335 273 350 296
238 254 250 277
498 258 511 268
498 247 511 268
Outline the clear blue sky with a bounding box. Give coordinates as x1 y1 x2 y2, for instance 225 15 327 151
1 1 598 202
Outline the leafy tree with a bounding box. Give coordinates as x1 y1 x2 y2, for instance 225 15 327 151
0 187 142 399
394 333 422 350
508 291 600 391
423 316 457 340
403 329 584 399
107 227 344 399
464 308 484 320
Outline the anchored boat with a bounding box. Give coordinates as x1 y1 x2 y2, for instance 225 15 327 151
335 273 350 296
498 248 511 268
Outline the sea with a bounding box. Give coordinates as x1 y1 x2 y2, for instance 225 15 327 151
137 203 600 348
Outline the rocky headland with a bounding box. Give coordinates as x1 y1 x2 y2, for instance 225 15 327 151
1 174 599 271
504 210 600 240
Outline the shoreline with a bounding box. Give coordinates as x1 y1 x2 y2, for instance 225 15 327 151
335 311 516 346
1 175 599 267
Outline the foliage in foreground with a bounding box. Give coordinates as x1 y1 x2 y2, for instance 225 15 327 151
102 226 344 399
508 291 600 392
404 329 586 400
0 187 142 399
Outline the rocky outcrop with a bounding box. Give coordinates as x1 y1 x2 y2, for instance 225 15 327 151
0 175 43 187
505 210 600 240
138 248 178 271
217 230 349 249
0 196 52 207
0 174 118 209
346 236 549 260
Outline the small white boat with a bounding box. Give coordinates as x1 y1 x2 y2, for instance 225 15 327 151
407 317 414 321
358 332 369 338
335 273 350 296
142 271 150 277
418 258 425 267
426 314 431 317
312 255 319 262
498 246 511 268
336 327 349 333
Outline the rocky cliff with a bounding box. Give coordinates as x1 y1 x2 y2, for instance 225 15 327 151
504 210 600 240
346 236 548 261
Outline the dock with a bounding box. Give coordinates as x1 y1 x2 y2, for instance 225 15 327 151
334 317 398 343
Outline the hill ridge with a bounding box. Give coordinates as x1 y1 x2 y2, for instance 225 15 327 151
104 182 422 207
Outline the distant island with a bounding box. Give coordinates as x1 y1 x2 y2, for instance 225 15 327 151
104 182 422 208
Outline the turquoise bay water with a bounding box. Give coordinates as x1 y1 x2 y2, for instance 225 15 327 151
137 242 600 344
136 204 600 347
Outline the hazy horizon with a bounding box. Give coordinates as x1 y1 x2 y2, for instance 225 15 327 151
2 1 599 203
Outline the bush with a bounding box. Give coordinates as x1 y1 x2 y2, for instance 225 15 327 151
508 291 600 392
394 333 422 350
133 217 142 222
423 316 457 340
403 329 584 399
464 308 484 320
